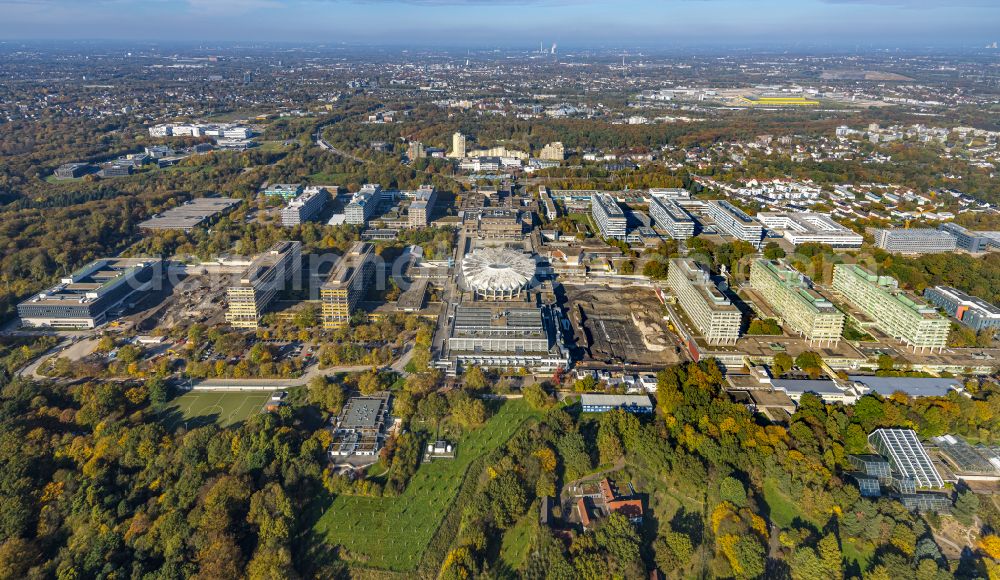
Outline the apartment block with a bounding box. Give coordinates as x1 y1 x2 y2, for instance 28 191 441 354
705 200 763 248
321 242 376 329
648 196 695 240
591 193 628 240
831 264 949 352
873 228 957 254
225 241 302 329
924 286 1000 332
749 259 845 345
667 258 742 345
281 187 328 226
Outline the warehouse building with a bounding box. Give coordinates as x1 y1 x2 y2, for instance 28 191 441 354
591 193 628 240
749 259 845 346
923 286 1000 332
667 258 742 345
756 212 863 248
873 228 957 254
648 196 696 240
320 242 376 329
225 241 302 329
18 258 163 329
832 264 949 352
705 200 764 248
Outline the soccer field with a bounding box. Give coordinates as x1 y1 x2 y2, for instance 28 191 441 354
162 390 273 429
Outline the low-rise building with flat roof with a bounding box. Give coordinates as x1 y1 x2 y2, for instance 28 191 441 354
756 212 863 248
667 258 742 345
262 183 303 199
225 241 302 329
923 286 1000 332
138 197 241 231
580 393 654 413
18 258 163 329
330 392 391 458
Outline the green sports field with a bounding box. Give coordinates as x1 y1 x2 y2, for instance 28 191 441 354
312 399 539 572
161 390 273 429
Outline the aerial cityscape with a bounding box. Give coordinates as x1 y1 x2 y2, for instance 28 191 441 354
1 0 1000 577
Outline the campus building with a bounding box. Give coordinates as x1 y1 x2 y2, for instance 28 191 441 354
281 187 328 226
705 200 764 248
580 394 654 414
749 260 845 346
345 184 384 225
408 185 436 228
439 304 568 373
831 264 949 352
320 242 376 329
225 241 302 329
756 212 863 248
872 228 957 254
591 193 628 240
329 392 391 458
938 222 993 253
449 132 467 158
538 141 566 161
667 258 742 345
18 258 163 329
648 196 696 240
868 428 944 490
262 183 303 199
923 286 1000 332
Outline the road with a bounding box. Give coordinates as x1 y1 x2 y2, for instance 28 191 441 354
17 338 71 380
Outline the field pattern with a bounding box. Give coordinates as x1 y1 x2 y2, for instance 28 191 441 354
162 390 272 428
313 399 538 571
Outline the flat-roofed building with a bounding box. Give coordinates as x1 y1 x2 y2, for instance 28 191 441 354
591 193 627 240
538 141 566 161
868 428 944 489
464 208 524 239
580 394 654 414
225 241 302 329
667 258 742 345
281 187 328 226
924 286 1000 332
938 222 992 253
345 184 384 225
440 304 568 373
832 264 948 352
705 200 763 247
873 228 957 254
18 258 163 329
320 242 376 329
54 163 91 179
756 212 863 248
408 185 436 228
648 187 690 200
262 183 303 199
749 259 845 345
138 197 241 231
649 196 695 240
329 392 391 457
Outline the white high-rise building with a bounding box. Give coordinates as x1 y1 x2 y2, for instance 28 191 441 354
450 132 467 158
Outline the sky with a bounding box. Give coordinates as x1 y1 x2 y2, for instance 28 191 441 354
0 0 997 48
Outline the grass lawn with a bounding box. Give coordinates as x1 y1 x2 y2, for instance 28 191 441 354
500 506 538 571
842 537 874 570
762 478 811 529
160 390 272 429
313 399 538 571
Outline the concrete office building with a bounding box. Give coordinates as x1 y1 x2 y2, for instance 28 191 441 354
440 305 568 372
648 196 696 240
54 163 91 179
281 187 328 226
407 141 426 160
705 200 764 247
449 132 467 158
345 184 384 225
756 212 863 248
667 258 742 345
465 208 524 240
320 242 376 329
591 193 628 240
580 394 654 414
138 198 240 231
749 259 845 346
873 228 957 254
18 258 162 329
924 286 1000 332
832 264 949 352
938 222 992 253
649 188 691 201
408 185 436 228
100 164 133 178
225 241 302 329
538 142 566 161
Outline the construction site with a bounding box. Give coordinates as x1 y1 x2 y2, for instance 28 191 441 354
563 285 684 369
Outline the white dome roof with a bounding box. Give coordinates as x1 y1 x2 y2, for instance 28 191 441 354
462 248 536 294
